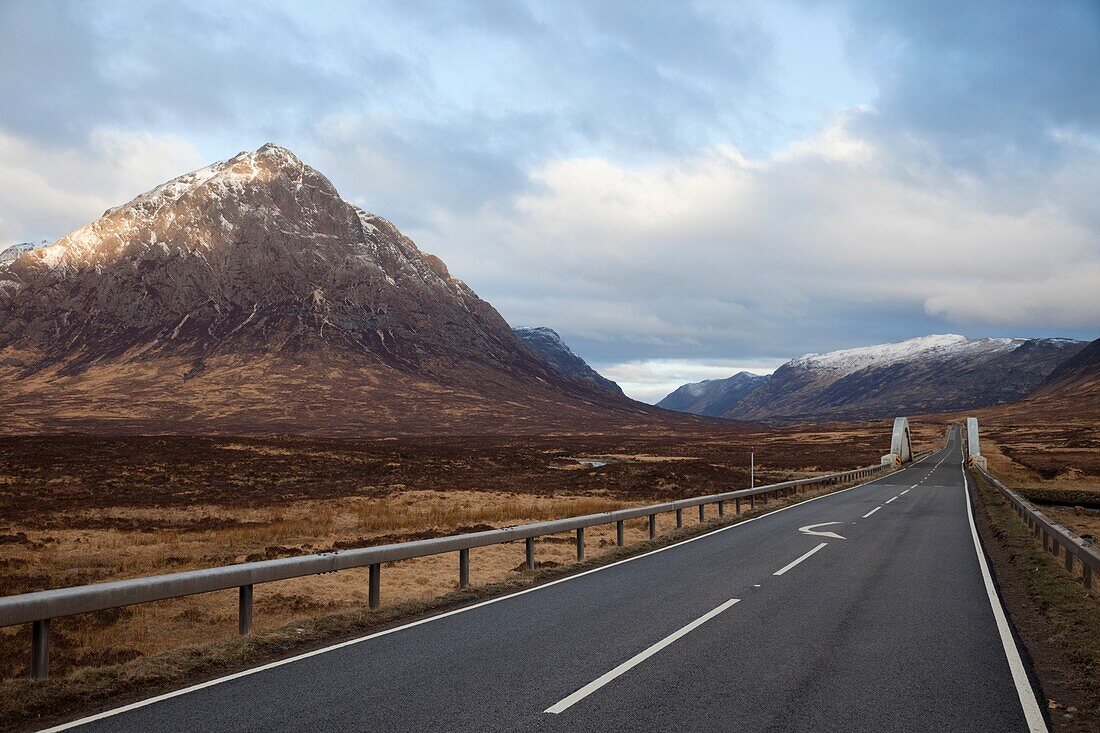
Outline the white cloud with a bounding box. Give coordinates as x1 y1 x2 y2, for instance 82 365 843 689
0 129 205 244
417 118 1100 362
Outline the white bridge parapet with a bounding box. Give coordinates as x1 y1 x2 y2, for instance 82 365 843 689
881 417 913 466
966 417 987 470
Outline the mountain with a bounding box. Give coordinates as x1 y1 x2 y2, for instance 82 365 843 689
513 327 623 395
0 144 653 435
1032 336 1100 398
657 371 766 417
0 241 48 266
658 334 1086 421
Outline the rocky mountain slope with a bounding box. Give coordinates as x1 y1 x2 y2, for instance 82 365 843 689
0 241 48 266
513 327 622 394
657 371 765 417
1032 336 1100 397
659 334 1085 421
0 144 654 434
964 335 1100 483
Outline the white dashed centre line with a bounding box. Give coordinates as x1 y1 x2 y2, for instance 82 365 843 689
544 598 741 714
773 542 828 576
862 507 881 518
885 496 899 504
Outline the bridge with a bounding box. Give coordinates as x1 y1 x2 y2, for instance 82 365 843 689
3 423 1047 732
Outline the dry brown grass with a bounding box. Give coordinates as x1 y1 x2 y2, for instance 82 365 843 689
0 491 656 682
0 481 867 687
0 474 861 731
0 423 916 726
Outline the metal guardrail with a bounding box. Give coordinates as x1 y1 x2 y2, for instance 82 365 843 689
1 461 894 679
976 466 1099 591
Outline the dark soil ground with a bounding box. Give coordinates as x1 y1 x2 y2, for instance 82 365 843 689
0 426 904 527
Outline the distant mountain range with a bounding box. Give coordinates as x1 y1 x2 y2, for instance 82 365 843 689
0 144 653 434
658 334 1087 421
658 371 766 417
513 327 622 395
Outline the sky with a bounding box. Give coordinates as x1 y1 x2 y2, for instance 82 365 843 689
1 0 1098 403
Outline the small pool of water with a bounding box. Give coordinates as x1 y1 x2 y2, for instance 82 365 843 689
568 458 608 468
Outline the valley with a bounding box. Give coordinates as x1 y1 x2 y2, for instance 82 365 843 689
0 422 931 692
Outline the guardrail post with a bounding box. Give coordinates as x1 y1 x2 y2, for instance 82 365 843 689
698 505 705 522
718 500 725 517
238 584 253 636
369 563 381 610
576 528 585 561
31 619 49 680
1065 550 1074 573
648 514 656 539
749 494 756 509
735 498 741 515
616 520 624 546
459 549 470 589
675 508 683 528
1084 564 1093 589
526 537 536 570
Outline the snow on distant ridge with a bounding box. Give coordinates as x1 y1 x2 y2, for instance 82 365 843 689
792 334 1020 374
0 241 50 266
514 326 579 358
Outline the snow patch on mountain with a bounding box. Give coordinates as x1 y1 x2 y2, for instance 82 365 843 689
0 241 50 267
513 327 623 395
515 327 579 358
792 334 1020 374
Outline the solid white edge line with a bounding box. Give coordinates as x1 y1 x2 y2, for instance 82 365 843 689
38 450 942 733
961 464 1047 732
773 542 828 576
543 597 740 714
861 507 881 518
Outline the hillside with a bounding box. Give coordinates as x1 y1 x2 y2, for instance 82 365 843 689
513 327 623 395
0 144 655 435
1032 336 1100 398
657 372 766 417
0 241 47 266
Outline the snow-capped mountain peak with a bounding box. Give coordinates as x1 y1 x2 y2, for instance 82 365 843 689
0 241 50 267
659 334 1085 420
512 326 623 395
792 334 1019 374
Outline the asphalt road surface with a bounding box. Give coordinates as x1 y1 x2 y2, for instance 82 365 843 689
46 427 1045 732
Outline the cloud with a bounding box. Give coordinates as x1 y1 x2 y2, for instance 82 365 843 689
0 0 1097 375
414 118 1100 363
0 129 205 244
839 0 1100 172
0 1 396 145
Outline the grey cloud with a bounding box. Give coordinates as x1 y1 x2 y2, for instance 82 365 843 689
0 0 408 143
839 0 1100 172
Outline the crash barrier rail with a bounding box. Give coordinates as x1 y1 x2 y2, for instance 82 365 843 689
976 467 1099 591
1 461 898 679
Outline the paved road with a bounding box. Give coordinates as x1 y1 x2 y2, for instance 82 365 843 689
49 427 1044 732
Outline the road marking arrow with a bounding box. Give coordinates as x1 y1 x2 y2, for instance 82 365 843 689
798 522 847 540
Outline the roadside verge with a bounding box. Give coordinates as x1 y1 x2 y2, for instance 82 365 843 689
969 469 1100 732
